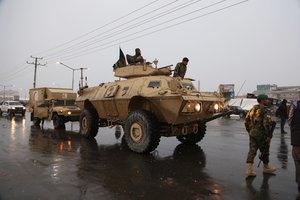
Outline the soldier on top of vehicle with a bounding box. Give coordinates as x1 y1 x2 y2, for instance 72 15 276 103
173 57 189 79
126 48 144 65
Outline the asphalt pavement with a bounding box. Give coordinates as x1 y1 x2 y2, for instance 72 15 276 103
0 112 298 200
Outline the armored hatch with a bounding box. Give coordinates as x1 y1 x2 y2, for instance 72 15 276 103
113 64 172 79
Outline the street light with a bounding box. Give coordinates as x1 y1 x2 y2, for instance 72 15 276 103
56 62 88 90
0 84 13 101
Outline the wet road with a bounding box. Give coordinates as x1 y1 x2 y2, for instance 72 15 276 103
0 112 297 200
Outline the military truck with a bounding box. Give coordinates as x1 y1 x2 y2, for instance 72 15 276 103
76 60 225 153
29 87 81 129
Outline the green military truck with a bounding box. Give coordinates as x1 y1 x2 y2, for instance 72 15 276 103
29 87 81 129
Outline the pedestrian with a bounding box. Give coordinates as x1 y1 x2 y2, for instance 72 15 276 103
173 57 189 79
288 100 300 194
244 94 276 177
276 99 288 134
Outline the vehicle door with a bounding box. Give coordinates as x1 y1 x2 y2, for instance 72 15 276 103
103 85 119 117
34 100 49 119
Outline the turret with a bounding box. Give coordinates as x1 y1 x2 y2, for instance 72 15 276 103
113 64 173 79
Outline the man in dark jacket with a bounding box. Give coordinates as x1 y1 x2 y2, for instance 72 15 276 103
173 57 189 79
277 99 288 133
289 100 300 193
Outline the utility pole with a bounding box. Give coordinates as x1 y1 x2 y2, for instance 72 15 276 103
26 56 46 88
57 62 87 90
0 84 13 101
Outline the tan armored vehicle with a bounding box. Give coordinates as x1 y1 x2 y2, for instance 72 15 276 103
76 60 225 153
29 87 81 129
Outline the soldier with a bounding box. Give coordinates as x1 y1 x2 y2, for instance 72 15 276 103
276 99 288 134
173 57 189 79
288 100 300 193
126 48 144 65
244 94 276 177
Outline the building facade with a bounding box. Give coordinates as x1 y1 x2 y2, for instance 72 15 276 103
253 84 300 101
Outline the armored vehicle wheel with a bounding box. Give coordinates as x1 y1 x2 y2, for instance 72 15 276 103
124 110 160 153
176 123 206 144
79 109 99 138
53 114 66 129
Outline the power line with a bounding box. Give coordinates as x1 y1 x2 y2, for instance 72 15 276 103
0 0 163 83
26 56 46 88
36 0 161 57
48 0 246 62
46 0 227 62
57 0 249 62
44 0 201 61
1 64 28 82
43 0 180 59
1 64 31 82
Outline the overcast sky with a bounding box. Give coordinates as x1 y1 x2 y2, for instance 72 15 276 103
0 0 299 98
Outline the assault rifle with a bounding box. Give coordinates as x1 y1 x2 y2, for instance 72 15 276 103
257 120 277 168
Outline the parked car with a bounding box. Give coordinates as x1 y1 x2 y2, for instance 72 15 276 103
0 100 26 117
223 98 258 118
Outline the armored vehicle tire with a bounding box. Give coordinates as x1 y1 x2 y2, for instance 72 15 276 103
176 123 206 144
79 109 99 138
53 114 66 129
124 110 160 153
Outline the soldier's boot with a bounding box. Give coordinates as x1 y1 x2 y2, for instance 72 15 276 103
263 164 276 174
246 163 257 177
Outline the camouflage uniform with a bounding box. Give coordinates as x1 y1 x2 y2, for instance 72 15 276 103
173 62 187 79
244 104 273 164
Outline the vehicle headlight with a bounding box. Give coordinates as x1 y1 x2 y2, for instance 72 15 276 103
195 103 201 112
67 111 71 115
182 102 202 113
214 103 219 111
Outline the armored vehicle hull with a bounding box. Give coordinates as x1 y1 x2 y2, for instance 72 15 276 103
77 65 223 153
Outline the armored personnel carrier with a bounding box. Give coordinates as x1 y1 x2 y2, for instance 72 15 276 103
76 62 224 153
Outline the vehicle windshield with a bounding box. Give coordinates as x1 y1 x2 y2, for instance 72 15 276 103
9 101 22 106
66 100 76 106
53 99 76 106
53 100 65 106
181 82 196 90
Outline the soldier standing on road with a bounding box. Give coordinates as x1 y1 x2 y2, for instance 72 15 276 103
244 94 276 177
173 57 189 79
288 100 300 194
276 99 288 134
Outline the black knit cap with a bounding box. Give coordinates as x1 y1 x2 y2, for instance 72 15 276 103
182 57 189 62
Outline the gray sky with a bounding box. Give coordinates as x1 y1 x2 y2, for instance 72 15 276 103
0 0 299 98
